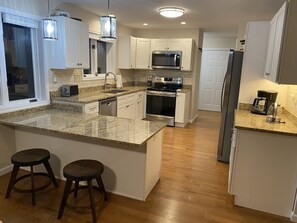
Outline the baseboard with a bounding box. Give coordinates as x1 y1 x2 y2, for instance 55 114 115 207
0 164 13 176
291 213 297 222
189 114 198 123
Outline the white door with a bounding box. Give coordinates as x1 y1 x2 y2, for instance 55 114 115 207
198 50 229 111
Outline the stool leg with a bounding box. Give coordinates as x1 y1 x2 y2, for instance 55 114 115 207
5 165 20 199
43 160 58 188
58 179 72 219
74 181 79 198
30 165 36 206
87 180 97 223
96 176 108 201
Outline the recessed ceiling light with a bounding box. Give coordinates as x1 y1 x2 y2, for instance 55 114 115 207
143 23 148 26
181 22 186 25
159 7 185 18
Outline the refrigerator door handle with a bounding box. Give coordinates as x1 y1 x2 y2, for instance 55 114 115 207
221 73 227 111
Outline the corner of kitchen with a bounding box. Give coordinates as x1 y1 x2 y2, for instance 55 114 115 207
1 0 297 222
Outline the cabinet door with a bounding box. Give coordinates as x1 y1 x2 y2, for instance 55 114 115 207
136 38 151 69
151 39 167 51
263 2 286 82
135 91 145 120
181 39 193 71
175 92 186 123
118 103 136 119
130 37 137 68
79 23 90 68
65 19 80 68
167 39 183 51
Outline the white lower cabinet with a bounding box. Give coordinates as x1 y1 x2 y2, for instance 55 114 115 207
117 93 136 119
83 102 99 114
136 91 145 120
229 129 297 219
175 91 190 127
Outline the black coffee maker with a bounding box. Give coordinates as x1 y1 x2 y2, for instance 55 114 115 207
251 90 278 115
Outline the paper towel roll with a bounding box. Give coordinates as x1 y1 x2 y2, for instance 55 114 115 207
116 75 123 88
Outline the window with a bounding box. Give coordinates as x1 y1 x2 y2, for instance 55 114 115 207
83 37 115 79
0 11 47 112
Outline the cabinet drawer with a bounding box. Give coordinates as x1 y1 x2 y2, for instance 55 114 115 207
83 102 99 114
117 93 136 105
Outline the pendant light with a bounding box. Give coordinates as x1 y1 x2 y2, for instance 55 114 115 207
100 0 116 39
42 0 58 40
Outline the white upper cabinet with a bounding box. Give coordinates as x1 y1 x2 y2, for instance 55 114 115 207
118 36 136 69
181 39 194 71
136 38 151 69
264 0 297 84
151 39 183 51
48 16 89 69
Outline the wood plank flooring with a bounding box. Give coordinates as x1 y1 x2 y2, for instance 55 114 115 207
0 110 291 223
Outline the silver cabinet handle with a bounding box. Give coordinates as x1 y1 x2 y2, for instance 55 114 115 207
265 72 270 76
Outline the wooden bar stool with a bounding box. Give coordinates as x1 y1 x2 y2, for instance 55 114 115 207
5 148 59 205
57 159 108 223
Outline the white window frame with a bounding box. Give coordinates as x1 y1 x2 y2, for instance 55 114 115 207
0 7 48 114
82 32 116 81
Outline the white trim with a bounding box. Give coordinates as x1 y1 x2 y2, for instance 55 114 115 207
0 6 42 20
0 164 13 176
203 32 237 38
291 213 297 222
189 114 198 123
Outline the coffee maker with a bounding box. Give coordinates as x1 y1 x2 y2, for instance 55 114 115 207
251 90 278 115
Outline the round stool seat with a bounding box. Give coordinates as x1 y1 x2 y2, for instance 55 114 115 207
11 148 50 166
63 159 104 181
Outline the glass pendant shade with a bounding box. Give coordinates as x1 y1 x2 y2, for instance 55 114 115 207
100 15 116 39
42 18 58 40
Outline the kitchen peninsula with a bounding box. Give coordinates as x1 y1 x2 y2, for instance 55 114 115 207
0 108 165 201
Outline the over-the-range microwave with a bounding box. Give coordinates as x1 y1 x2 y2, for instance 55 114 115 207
151 51 182 70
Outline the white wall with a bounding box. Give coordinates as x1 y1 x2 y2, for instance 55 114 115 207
238 21 288 106
203 32 237 49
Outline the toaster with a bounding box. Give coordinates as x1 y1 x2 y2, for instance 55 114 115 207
61 85 79 97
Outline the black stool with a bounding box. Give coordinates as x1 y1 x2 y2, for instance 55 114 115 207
58 159 108 223
5 148 59 205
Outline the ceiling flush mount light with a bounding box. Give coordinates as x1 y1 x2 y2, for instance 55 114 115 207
100 0 116 39
42 0 58 40
181 22 186 25
143 23 148 26
159 7 185 18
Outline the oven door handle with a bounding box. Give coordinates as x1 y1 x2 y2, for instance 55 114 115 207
147 91 176 97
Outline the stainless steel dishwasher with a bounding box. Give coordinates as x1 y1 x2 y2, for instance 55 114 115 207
99 97 117 116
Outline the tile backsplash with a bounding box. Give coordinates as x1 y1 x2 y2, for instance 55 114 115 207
285 85 297 117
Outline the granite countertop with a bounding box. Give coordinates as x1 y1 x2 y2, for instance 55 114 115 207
0 109 166 146
235 109 297 136
52 86 148 104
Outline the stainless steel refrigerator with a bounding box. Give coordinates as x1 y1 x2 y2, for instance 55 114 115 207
217 50 244 163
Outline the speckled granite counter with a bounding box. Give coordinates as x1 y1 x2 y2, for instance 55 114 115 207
52 86 148 104
0 108 166 146
235 109 297 136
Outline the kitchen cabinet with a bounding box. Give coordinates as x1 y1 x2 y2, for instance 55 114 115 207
117 93 136 119
83 102 99 114
48 16 89 69
151 39 183 51
229 128 297 218
136 38 151 69
135 91 146 120
175 91 190 127
181 39 194 71
118 36 136 69
264 0 297 84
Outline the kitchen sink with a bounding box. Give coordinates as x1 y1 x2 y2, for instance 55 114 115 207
103 89 128 94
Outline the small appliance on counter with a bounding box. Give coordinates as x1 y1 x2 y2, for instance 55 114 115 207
147 75 154 86
61 85 79 97
251 90 278 115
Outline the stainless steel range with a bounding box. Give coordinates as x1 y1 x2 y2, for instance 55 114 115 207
146 77 183 126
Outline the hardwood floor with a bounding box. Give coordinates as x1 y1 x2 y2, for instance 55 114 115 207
0 110 291 223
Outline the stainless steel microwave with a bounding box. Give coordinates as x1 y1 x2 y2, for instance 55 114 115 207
151 51 182 70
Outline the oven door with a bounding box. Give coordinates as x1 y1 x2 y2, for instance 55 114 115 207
146 90 176 126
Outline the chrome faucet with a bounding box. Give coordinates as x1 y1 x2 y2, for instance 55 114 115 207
104 72 117 90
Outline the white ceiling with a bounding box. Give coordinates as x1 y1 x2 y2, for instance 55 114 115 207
56 0 286 31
